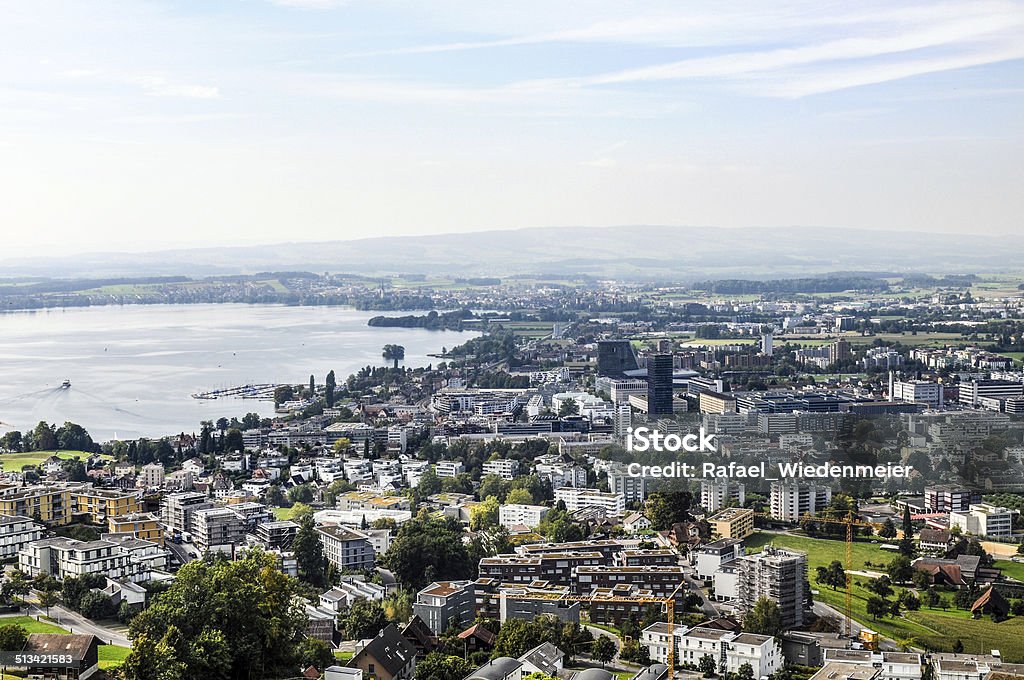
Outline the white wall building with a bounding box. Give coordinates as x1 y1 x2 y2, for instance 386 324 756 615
499 504 549 529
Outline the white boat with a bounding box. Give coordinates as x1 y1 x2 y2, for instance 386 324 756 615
60 379 71 389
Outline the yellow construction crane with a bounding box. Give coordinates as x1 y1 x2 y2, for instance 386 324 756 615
506 582 685 680
753 511 881 637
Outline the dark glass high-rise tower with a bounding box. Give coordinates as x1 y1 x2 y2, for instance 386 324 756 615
647 353 674 415
597 340 639 378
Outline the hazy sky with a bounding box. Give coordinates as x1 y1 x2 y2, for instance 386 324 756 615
2 1 1022 255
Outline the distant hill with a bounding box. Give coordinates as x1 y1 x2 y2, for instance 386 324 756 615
0 225 1014 280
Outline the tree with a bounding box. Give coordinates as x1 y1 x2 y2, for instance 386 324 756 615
698 653 717 678
887 556 914 584
506 487 534 506
738 663 755 680
384 514 472 591
592 635 616 667
558 398 579 418
0 624 27 651
325 370 337 408
899 506 915 557
418 467 442 496
743 597 783 636
866 576 893 598
298 637 334 673
78 591 116 619
38 589 58 616
952 639 964 653
273 385 295 406
121 550 307 680
382 344 406 369
644 491 693 531
815 560 846 591
470 497 500 531
223 429 244 453
31 421 57 451
287 484 314 505
293 512 328 587
923 588 941 609
416 652 475 680
866 596 890 621
478 475 510 503
340 598 388 640
879 517 897 539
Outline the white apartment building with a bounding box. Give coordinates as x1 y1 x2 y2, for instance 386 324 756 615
316 525 375 572
642 624 781 678
822 650 922 680
19 537 149 582
435 460 465 478
482 459 519 480
0 515 44 559
553 487 626 515
769 482 832 522
949 503 1016 539
608 468 647 503
499 504 550 529
700 479 745 513
137 462 166 489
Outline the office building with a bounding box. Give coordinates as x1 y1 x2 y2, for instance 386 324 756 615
597 340 640 378
924 485 981 513
647 354 674 416
892 380 944 407
949 503 1016 539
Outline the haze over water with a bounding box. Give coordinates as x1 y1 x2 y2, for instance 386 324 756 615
0 304 476 442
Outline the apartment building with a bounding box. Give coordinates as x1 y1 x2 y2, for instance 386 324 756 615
413 580 476 634
642 624 782 678
72 488 141 524
19 537 148 582
0 515 45 559
924 485 982 513
708 508 755 540
137 462 166 489
191 507 246 552
161 491 213 535
107 512 164 546
700 479 745 513
737 546 809 629
607 468 647 504
0 485 76 526
482 459 519 480
498 504 549 529
478 551 605 587
692 538 743 581
769 482 832 522
317 525 376 572
821 650 922 680
575 565 685 601
553 488 625 515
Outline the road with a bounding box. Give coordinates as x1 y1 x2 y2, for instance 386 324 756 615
811 601 898 652
682 571 719 618
39 602 132 647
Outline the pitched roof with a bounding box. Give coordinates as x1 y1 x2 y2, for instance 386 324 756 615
351 623 415 677
402 615 439 649
457 623 496 646
25 634 98 662
519 641 563 676
465 657 523 680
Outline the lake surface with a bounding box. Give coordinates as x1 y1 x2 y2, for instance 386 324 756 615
0 304 476 441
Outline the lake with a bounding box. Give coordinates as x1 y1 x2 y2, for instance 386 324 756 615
0 304 477 441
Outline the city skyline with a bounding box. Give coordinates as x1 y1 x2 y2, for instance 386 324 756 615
2 0 1022 255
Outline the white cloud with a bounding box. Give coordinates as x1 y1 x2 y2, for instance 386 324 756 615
128 76 220 99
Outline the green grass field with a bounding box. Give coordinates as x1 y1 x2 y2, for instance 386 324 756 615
0 450 111 473
746 532 1024 660
0 616 130 669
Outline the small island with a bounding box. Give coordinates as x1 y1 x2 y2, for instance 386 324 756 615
367 308 476 330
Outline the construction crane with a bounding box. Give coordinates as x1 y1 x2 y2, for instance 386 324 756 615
505 582 685 680
754 511 881 638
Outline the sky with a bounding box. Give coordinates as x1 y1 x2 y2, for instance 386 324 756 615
1 0 1022 255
